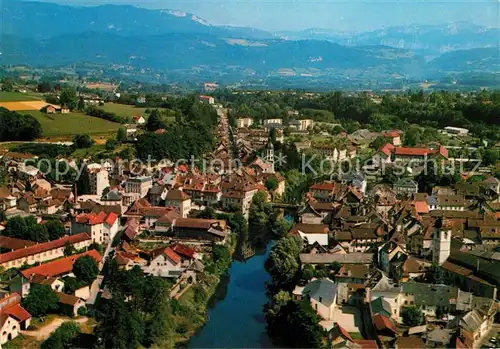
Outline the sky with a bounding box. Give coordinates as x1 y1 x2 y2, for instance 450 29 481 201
34 0 500 32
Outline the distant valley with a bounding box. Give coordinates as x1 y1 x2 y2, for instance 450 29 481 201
1 0 499 88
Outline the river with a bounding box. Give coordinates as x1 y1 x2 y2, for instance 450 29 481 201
188 245 275 348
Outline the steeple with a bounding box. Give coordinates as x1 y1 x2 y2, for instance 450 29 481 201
264 139 275 174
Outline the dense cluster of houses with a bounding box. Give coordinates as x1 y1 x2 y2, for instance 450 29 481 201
287 171 500 348
234 116 312 156
0 103 290 345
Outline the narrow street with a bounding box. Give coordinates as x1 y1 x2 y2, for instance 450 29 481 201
21 316 88 341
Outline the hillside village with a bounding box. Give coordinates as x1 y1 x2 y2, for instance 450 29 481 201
0 89 499 348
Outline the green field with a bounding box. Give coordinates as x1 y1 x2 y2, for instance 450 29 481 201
22 110 121 137
0 91 43 102
99 103 155 118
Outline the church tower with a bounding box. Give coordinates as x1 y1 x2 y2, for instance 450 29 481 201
432 218 451 265
264 139 275 174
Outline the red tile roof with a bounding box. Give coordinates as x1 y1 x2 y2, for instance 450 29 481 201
394 147 433 156
174 218 219 230
105 212 118 226
0 293 31 324
383 131 401 138
177 164 189 173
20 250 101 279
414 201 428 214
379 143 395 157
154 128 167 134
165 189 190 201
0 233 91 264
75 211 107 225
353 340 379 349
310 182 335 191
151 247 181 264
372 314 396 333
140 206 178 218
0 236 36 250
337 324 353 342
5 303 31 322
56 292 82 306
172 244 196 259
290 223 329 235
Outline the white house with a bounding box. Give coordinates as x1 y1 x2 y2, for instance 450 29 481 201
199 95 215 105
0 293 31 345
72 211 119 244
289 223 329 246
86 163 110 197
142 247 184 278
132 115 146 124
236 118 253 128
294 279 338 321
164 189 192 218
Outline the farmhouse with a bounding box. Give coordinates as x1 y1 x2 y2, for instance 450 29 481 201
0 293 32 345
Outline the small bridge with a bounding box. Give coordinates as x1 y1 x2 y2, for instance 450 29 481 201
269 202 300 209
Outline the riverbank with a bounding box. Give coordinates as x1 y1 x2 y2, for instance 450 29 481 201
157 236 237 348
187 244 274 348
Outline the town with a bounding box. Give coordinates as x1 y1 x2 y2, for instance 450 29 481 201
0 78 499 349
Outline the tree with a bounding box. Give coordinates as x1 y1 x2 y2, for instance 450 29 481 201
105 138 118 151
146 109 167 131
401 306 424 326
59 87 78 110
41 321 80 349
63 277 84 294
37 81 52 93
370 136 391 150
301 264 315 282
22 284 58 317
404 127 421 146
265 297 324 348
1 78 14 92
197 206 216 219
426 263 445 284
73 255 99 283
435 305 449 320
45 219 65 240
77 96 85 111
4 216 49 242
98 295 143 349
0 108 42 141
4 216 29 240
116 127 127 143
72 134 94 149
265 235 302 290
483 149 499 166
76 163 91 195
270 128 278 144
248 191 271 245
265 177 279 192
382 167 403 185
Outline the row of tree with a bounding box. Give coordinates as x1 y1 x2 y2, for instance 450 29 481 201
219 90 500 142
3 216 65 243
135 121 215 161
264 235 326 347
85 105 129 124
96 240 233 348
0 108 42 141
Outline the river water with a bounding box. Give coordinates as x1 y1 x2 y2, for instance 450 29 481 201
188 245 275 348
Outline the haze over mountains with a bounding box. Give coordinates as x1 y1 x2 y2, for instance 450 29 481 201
1 0 499 85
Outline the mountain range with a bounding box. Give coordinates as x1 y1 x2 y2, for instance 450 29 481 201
1 0 499 85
